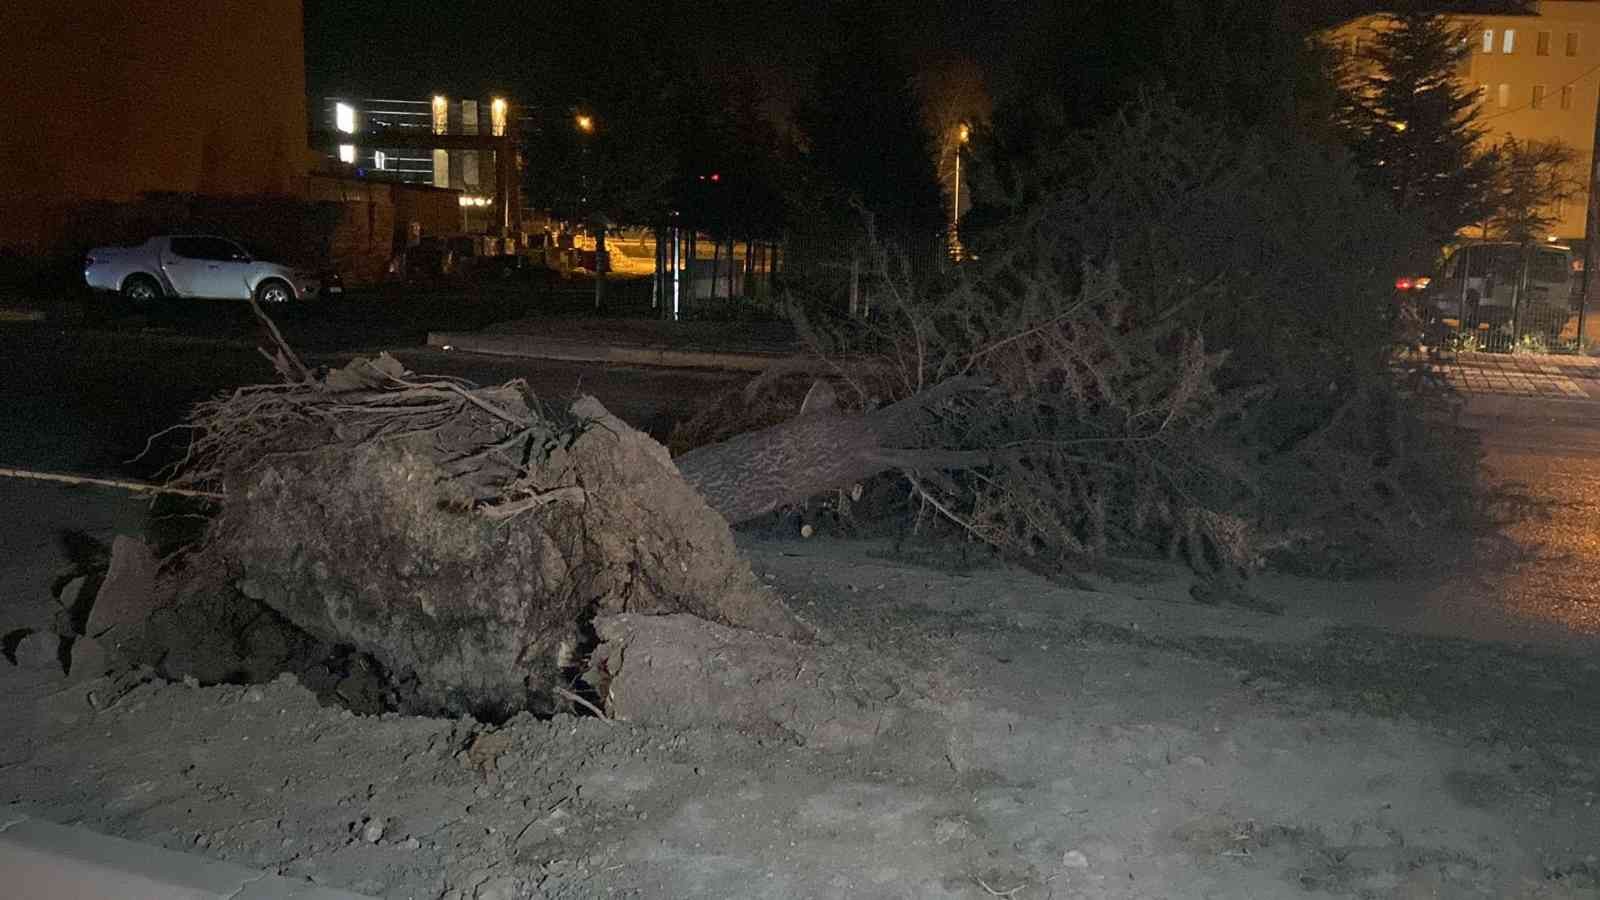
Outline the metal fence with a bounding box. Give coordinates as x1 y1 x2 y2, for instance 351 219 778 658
1424 241 1593 354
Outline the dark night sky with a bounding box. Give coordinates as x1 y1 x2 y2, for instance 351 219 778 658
302 1 1534 109
303 1 1021 105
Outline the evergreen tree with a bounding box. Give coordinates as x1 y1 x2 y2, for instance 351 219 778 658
1339 13 1498 243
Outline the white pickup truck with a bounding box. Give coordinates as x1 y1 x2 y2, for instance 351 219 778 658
83 235 327 304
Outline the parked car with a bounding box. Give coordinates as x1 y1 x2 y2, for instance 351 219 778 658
1420 241 1576 329
83 235 325 304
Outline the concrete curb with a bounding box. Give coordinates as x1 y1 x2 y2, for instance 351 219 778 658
427 331 788 372
0 808 374 899
0 308 49 323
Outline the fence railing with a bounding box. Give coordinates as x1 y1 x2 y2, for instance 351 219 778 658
1421 242 1596 354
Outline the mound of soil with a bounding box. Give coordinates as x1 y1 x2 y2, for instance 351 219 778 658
184 356 806 719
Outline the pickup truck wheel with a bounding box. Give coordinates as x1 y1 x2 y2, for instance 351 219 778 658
121 274 161 304
255 279 293 305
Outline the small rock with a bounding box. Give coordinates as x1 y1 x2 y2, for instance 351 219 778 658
55 576 90 633
182 675 200 688
1181 755 1209 768
400 836 421 850
13 631 64 673
361 817 386 843
1062 849 1090 869
194 833 210 848
244 688 265 703
57 575 89 610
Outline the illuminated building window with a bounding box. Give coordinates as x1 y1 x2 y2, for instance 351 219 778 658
1498 83 1511 107
1538 31 1551 56
1569 32 1581 56
433 149 449 187
1503 29 1515 53
338 144 356 164
335 102 356 134
1533 84 1546 109
432 95 448 135
463 151 479 187
462 100 478 134
374 150 387 170
491 98 507 136
1477 83 1489 105
1483 30 1494 53
1562 85 1574 110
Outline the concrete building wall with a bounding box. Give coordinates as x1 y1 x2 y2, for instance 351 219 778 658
1337 2 1600 240
1 0 310 252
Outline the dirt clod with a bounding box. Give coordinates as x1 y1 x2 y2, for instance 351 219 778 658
11 630 64 674
86 535 159 638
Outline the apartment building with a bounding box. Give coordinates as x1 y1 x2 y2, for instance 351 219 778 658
1337 1 1600 240
321 95 517 192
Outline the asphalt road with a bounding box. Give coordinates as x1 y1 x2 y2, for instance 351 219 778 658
1445 407 1600 644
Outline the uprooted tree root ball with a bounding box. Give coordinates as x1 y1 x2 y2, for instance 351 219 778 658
162 351 808 720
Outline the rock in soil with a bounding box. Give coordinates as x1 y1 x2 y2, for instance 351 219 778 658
12 630 65 674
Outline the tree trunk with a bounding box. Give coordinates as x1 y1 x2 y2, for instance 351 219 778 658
674 378 986 525
676 410 883 524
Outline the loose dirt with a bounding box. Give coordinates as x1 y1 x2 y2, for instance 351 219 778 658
4 529 1599 899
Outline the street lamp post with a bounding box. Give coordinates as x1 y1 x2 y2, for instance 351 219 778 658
574 113 606 308
951 123 971 258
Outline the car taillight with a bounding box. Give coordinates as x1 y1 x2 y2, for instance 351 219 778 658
1395 277 1413 291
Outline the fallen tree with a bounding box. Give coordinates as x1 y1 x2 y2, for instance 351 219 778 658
149 96 1483 719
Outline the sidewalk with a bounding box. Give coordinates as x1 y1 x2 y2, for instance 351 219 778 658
1436 351 1600 400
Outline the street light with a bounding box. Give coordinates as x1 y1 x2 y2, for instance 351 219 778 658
952 123 971 257
575 113 594 134
491 97 508 137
